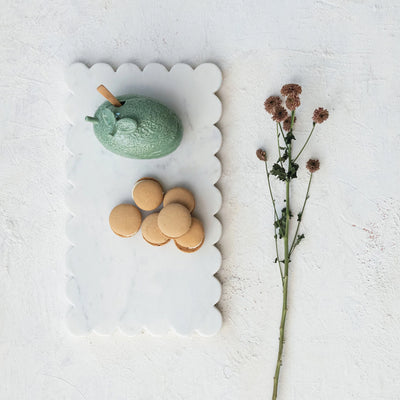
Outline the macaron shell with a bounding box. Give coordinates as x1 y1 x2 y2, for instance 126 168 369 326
175 237 204 253
132 178 164 211
174 217 205 250
163 187 195 212
141 213 170 246
109 204 142 237
158 203 192 238
111 229 132 238
143 236 170 247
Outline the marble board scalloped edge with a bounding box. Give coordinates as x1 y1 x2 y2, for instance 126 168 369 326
64 62 223 336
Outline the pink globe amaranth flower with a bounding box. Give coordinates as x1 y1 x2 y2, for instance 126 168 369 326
306 159 320 173
264 96 282 114
272 105 289 122
281 83 302 97
256 148 267 161
283 116 296 131
312 107 329 124
286 96 301 111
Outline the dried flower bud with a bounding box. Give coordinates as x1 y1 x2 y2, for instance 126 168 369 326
312 107 329 124
283 116 296 131
306 159 320 173
281 84 302 97
264 96 282 114
272 105 289 122
286 96 301 111
256 148 267 161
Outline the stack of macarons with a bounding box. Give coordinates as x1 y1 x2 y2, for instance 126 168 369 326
109 178 204 253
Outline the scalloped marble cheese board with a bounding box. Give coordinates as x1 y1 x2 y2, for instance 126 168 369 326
65 63 223 336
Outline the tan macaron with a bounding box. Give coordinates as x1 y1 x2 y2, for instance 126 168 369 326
157 203 192 238
132 178 164 211
163 187 195 213
141 213 170 246
174 217 205 253
109 204 142 237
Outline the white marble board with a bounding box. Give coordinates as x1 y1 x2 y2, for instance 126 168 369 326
65 63 222 336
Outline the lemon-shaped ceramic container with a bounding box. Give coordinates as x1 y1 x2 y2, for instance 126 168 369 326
85 95 183 159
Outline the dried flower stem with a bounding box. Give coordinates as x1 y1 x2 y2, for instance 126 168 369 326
276 123 284 168
272 111 295 400
274 233 284 283
264 160 280 223
293 124 316 162
278 123 286 144
264 159 284 283
289 173 313 256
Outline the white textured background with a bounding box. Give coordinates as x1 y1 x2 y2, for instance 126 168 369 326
1 0 400 399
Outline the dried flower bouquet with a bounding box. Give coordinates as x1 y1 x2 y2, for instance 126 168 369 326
257 84 329 400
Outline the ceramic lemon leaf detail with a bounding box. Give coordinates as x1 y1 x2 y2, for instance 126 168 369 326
98 108 116 130
115 117 138 133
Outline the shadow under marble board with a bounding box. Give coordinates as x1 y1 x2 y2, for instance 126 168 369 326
65 62 222 336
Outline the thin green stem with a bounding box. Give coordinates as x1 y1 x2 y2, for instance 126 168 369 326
272 134 292 400
278 123 287 148
264 160 280 223
293 123 316 162
276 123 284 168
274 234 284 285
289 173 313 256
265 159 284 284
272 273 288 400
272 111 296 400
